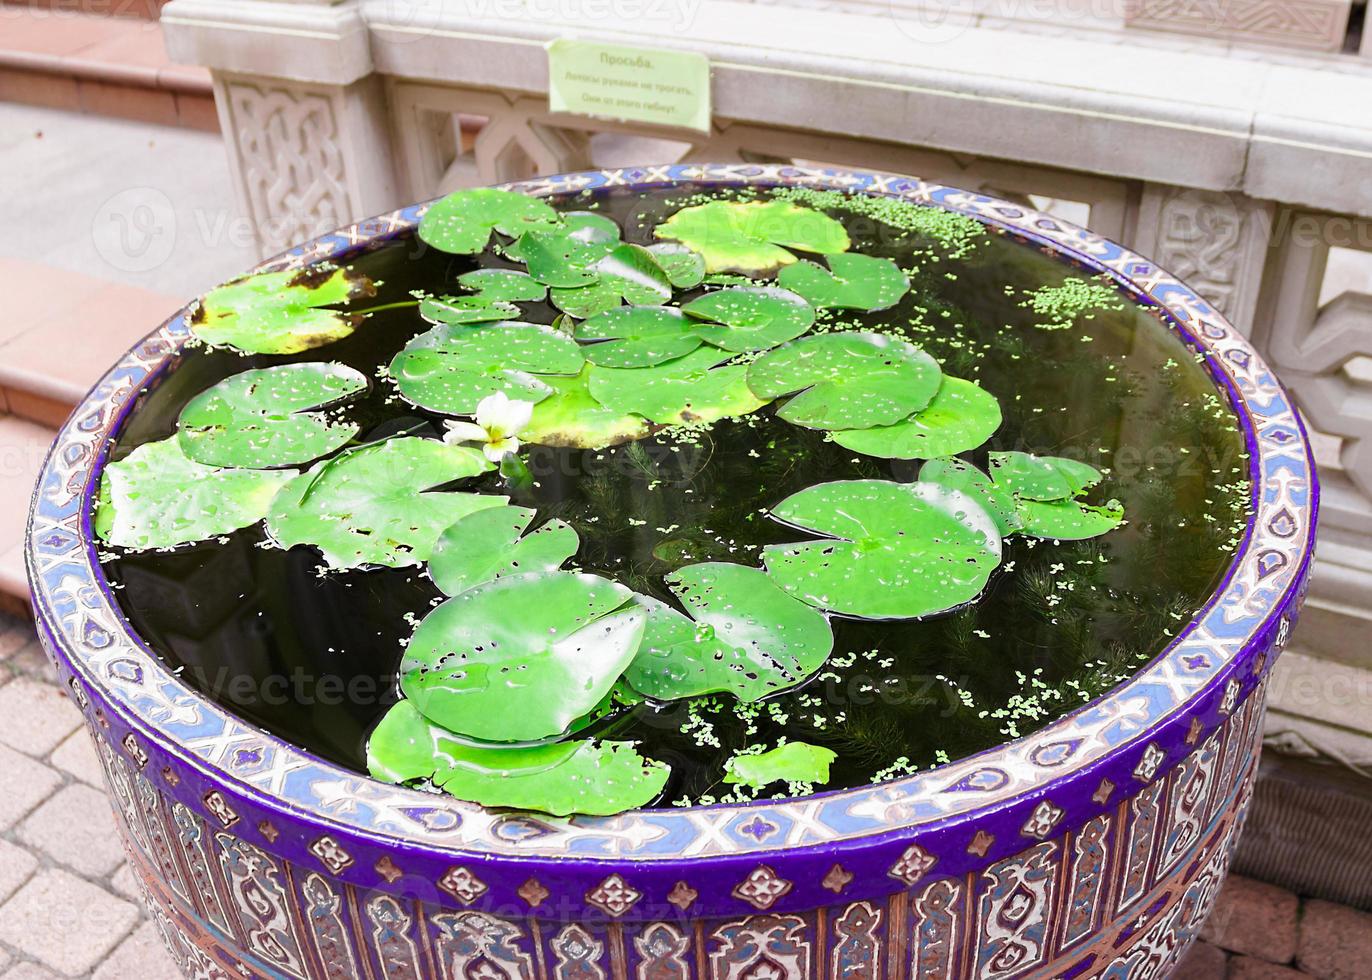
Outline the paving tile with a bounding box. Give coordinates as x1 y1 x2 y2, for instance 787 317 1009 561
0 615 37 663
0 965 62 980
92 922 180 980
0 744 62 831
1230 955 1309 979
108 862 140 902
0 868 139 976
1297 899 1372 980
1202 875 1300 964
3 640 55 684
18 784 126 878
1173 939 1230 979
0 676 81 757
49 729 103 786
0 840 38 906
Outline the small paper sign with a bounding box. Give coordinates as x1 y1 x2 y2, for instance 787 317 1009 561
547 39 711 135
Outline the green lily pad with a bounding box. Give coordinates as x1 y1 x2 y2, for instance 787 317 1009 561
430 505 579 596
500 211 620 262
746 332 942 429
399 571 645 742
988 451 1103 501
95 437 294 550
763 479 1002 619
829 377 1001 460
418 188 561 254
366 700 667 816
654 200 850 274
190 266 375 355
390 322 585 415
777 253 911 311
177 362 367 469
550 244 673 318
724 742 837 791
918 457 1021 535
625 562 833 702
588 348 766 425
682 287 816 353
646 244 706 289
521 366 651 448
1017 498 1125 540
265 437 501 570
417 269 549 326
574 306 703 368
418 295 518 326
519 229 616 287
458 268 548 303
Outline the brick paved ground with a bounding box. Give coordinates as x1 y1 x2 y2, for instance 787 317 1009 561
0 615 179 979
0 607 1369 978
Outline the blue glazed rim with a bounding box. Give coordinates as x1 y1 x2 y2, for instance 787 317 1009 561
26 164 1318 920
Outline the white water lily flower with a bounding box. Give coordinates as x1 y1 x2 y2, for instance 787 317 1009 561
442 391 535 462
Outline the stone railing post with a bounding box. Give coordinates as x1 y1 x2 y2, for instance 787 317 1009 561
1129 184 1275 337
161 0 401 259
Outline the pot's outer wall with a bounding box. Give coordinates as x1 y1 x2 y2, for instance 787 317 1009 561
26 165 1317 980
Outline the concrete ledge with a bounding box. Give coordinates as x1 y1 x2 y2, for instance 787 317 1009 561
232 0 1372 218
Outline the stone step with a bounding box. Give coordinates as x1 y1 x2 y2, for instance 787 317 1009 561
0 258 181 429
0 259 181 612
0 7 215 130
0 415 64 614
3 0 167 19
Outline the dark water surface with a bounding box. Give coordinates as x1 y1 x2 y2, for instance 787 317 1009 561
100 183 1251 804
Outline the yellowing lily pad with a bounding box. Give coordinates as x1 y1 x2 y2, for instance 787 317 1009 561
419 188 561 254
763 479 1002 619
366 700 668 815
625 562 833 702
265 437 501 570
777 253 910 311
724 742 837 791
521 366 651 449
390 322 585 415
95 438 294 551
190 266 375 355
830 377 1001 459
429 505 579 596
655 199 850 274
399 571 645 742
177 362 368 469
587 348 765 426
746 332 942 429
682 287 816 353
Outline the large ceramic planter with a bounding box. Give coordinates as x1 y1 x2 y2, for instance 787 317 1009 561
27 165 1317 980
